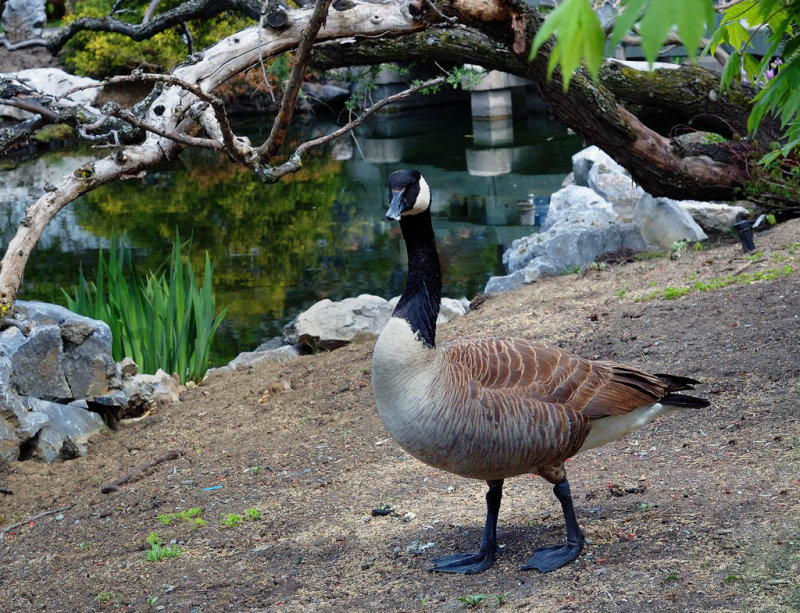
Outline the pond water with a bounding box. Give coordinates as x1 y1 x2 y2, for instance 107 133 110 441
2 104 581 364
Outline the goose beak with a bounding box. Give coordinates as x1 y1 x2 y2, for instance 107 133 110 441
386 189 405 221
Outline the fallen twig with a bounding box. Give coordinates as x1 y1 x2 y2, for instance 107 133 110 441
0 504 73 543
101 450 181 494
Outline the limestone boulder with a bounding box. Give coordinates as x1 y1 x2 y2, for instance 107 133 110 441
679 201 749 233
571 146 643 220
635 194 708 249
22 397 105 463
1 0 46 42
283 294 470 352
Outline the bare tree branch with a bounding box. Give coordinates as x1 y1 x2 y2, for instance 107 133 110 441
0 505 74 543
261 75 446 181
63 72 247 160
256 0 334 162
106 102 224 150
0 98 61 122
143 0 166 23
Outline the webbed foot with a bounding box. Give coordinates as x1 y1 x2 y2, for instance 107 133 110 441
430 550 496 574
519 540 583 573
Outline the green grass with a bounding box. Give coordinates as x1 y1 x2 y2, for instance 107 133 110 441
63 232 227 383
634 264 795 303
157 507 205 527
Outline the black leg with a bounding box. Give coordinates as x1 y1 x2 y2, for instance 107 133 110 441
519 478 584 573
430 479 503 574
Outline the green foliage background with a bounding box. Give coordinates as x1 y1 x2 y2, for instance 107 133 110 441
62 0 253 76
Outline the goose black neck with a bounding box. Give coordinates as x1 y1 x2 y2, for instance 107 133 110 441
393 209 441 348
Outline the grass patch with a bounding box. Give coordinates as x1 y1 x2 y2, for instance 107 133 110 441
63 232 227 383
157 507 206 528
633 264 795 302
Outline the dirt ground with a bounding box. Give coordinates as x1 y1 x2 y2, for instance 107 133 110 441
1 219 799 613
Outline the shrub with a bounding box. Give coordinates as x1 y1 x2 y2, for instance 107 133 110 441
62 0 253 77
63 232 227 383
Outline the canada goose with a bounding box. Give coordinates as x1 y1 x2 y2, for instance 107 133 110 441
372 169 709 575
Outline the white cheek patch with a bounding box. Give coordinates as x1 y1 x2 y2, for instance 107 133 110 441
403 176 431 216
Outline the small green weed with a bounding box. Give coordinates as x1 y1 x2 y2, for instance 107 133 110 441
745 251 764 261
634 290 660 303
640 502 651 511
459 593 487 607
158 507 204 527
664 572 680 583
147 596 159 606
725 574 740 583
493 592 510 605
144 533 183 562
614 288 627 298
220 513 243 528
244 508 262 521
175 508 202 521
671 240 689 257
96 591 123 606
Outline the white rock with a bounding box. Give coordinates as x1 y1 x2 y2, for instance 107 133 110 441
635 194 708 249
679 201 748 232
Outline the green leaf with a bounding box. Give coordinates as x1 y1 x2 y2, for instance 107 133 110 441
720 51 741 92
531 0 604 89
638 0 675 64
674 0 714 65
608 0 648 51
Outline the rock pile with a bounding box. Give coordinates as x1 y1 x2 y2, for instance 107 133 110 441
1 302 184 463
485 146 749 293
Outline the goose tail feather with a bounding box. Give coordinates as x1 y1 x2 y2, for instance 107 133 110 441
655 373 703 391
659 392 710 409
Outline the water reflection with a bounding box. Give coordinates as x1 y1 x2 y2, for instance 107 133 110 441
2 105 581 363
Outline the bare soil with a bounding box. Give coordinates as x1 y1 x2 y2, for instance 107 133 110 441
2 220 799 613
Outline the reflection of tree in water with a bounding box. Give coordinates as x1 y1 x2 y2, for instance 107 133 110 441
71 150 380 356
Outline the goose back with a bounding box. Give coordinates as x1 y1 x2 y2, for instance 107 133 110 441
374 331 699 481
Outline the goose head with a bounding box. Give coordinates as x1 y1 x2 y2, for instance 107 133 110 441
386 169 431 220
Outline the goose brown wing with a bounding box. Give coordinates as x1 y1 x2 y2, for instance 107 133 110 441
442 337 668 419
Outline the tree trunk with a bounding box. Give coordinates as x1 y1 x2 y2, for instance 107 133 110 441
312 14 764 202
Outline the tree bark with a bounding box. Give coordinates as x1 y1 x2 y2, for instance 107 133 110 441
311 10 764 201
